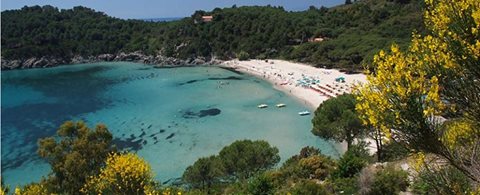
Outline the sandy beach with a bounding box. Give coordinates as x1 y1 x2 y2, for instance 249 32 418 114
221 59 367 110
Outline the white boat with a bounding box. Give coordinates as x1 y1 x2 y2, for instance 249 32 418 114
276 103 286 108
257 104 268 108
298 111 310 116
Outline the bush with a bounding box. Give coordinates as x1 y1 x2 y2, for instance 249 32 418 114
299 155 336 180
81 153 159 194
412 166 472 195
256 53 267 60
369 166 408 195
237 51 250 61
334 143 370 178
290 180 331 195
357 166 376 194
279 147 335 181
331 177 358 195
247 173 275 195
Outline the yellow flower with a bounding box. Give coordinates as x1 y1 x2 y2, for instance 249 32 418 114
356 0 479 143
82 153 158 194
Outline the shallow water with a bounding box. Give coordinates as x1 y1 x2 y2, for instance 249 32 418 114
1 62 341 186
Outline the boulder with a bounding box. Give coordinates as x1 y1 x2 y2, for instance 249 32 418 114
97 54 115 61
1 59 22 70
23 58 38 68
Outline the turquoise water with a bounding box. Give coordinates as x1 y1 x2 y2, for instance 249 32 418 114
1 62 341 186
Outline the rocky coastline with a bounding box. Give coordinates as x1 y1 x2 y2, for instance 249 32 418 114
1 51 223 70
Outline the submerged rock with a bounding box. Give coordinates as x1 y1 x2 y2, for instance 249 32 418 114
182 108 221 119
166 133 175 140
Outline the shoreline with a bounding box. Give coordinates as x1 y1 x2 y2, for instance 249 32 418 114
220 59 367 110
1 52 222 70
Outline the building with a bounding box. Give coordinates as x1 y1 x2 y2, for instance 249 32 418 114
201 15 213 22
308 37 325 42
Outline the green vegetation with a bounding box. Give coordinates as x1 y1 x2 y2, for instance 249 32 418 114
1 0 424 70
11 122 472 195
37 121 115 194
236 51 250 61
356 0 480 192
312 94 364 149
12 121 414 194
412 165 473 194
369 165 409 195
1 6 159 59
289 180 330 195
218 140 280 180
81 153 160 194
182 156 225 190
333 142 370 178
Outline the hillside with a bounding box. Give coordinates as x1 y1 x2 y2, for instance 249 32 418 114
1 0 424 70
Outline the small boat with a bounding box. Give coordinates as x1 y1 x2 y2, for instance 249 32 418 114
298 111 311 116
257 104 268 109
276 103 286 108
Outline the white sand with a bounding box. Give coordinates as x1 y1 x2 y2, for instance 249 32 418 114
221 59 367 109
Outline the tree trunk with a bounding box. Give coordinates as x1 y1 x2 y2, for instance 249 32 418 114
369 127 383 161
346 132 353 150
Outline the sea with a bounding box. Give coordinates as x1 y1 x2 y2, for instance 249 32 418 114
1 62 341 187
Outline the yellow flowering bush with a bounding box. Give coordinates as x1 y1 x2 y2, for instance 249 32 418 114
357 0 479 143
356 0 479 183
81 153 158 194
442 119 478 149
14 184 51 195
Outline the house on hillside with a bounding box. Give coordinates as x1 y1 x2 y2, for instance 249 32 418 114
201 15 213 22
308 37 326 42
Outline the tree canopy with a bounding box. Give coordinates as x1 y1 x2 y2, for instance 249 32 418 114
37 121 115 194
312 94 364 149
1 0 425 70
182 155 225 190
218 140 280 180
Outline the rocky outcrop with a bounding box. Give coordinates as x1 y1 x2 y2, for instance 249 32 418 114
1 51 223 70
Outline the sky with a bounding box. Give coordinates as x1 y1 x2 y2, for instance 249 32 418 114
1 0 345 19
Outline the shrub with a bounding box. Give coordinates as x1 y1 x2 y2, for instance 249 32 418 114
369 165 408 195
247 173 275 195
280 147 335 181
256 53 267 60
334 143 370 178
331 177 358 195
412 166 472 195
299 155 336 180
357 166 376 195
81 153 159 194
290 180 331 195
14 183 50 195
237 51 250 61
